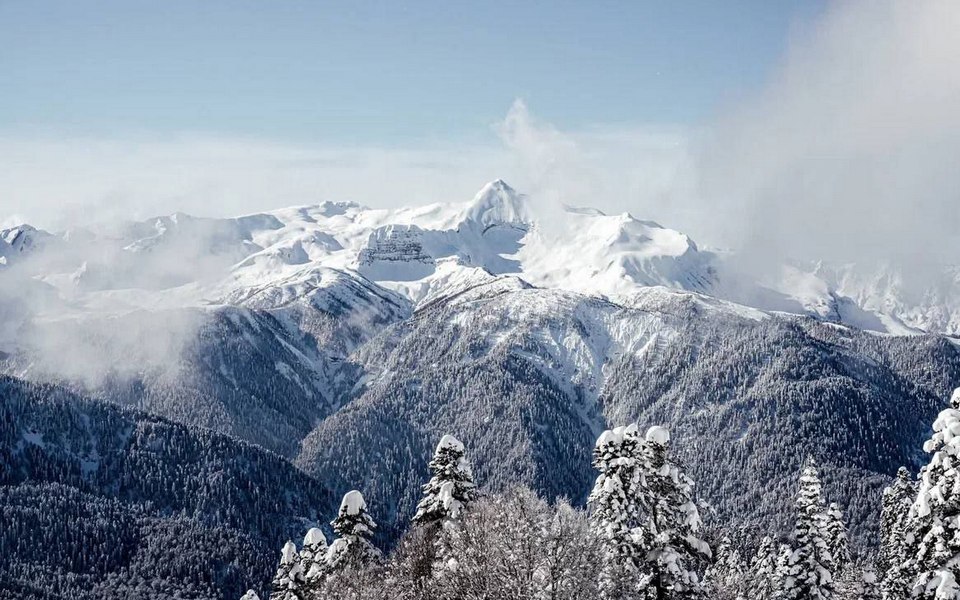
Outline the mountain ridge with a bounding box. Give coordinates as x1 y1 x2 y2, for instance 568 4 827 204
2 180 957 337
2 180 959 568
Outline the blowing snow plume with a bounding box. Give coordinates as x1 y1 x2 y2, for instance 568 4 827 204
698 0 960 278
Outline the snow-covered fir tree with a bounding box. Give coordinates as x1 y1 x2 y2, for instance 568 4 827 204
750 536 779 600
327 490 381 572
907 388 960 599
412 434 477 526
269 541 304 600
880 468 916 575
777 460 833 600
635 425 711 599
410 434 477 577
588 423 646 599
299 527 328 591
823 503 850 574
774 543 795 597
240 590 261 600
858 566 882 600
883 562 915 600
825 502 862 599
705 535 747 599
880 467 918 600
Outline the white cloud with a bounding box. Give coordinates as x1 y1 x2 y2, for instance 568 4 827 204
696 0 960 270
497 99 694 230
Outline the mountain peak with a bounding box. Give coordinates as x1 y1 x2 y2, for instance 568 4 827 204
461 179 531 229
0 223 55 262
2 223 39 244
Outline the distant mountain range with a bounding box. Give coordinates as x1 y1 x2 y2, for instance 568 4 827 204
3 179 959 336
2 180 958 598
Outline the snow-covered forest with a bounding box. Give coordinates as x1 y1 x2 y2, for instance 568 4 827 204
248 388 960 600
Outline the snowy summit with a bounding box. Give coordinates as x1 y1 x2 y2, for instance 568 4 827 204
4 179 958 340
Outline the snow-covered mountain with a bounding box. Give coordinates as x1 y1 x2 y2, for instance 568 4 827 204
207 177 717 306
4 180 958 469
4 180 960 598
2 179 957 337
0 224 57 267
296 279 959 546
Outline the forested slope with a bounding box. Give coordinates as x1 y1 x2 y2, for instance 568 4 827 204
0 377 334 599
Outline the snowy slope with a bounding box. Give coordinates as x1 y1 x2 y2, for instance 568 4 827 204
3 178 960 558
3 178 960 345
296 273 960 546
0 180 718 312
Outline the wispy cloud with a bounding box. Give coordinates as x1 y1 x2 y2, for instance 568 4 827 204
696 0 960 271
0 135 508 229
498 99 693 226
0 108 690 234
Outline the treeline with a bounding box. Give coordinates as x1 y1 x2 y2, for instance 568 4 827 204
251 388 960 600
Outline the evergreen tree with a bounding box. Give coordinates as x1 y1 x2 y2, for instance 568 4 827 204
299 527 328 590
859 566 882 600
883 562 915 600
635 425 711 599
706 535 747 599
751 536 779 600
774 543 795 597
240 591 261 600
327 490 381 572
823 503 850 574
412 434 477 526
880 468 915 572
879 467 917 600
410 434 477 579
777 460 833 600
880 468 916 575
269 541 304 600
588 423 647 599
907 388 960 599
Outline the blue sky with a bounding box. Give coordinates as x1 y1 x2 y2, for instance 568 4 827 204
1 1 825 143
